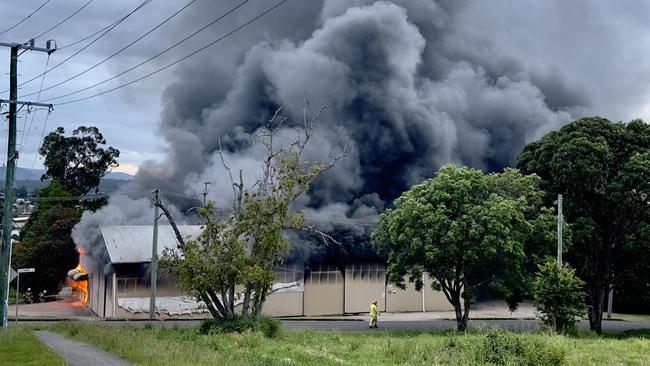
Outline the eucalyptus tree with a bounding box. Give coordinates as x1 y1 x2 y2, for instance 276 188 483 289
517 117 650 333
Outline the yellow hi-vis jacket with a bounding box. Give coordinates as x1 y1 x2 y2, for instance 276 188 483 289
370 303 379 318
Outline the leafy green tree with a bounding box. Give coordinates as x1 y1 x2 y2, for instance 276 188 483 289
161 105 346 319
11 180 82 296
373 165 553 331
39 126 120 195
517 117 650 333
533 261 587 333
12 126 120 296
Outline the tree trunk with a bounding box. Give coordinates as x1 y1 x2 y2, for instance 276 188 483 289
461 295 471 331
154 199 186 250
221 290 233 318
207 289 227 319
452 298 466 331
253 287 268 318
242 288 252 317
228 285 236 315
200 292 221 319
588 286 606 333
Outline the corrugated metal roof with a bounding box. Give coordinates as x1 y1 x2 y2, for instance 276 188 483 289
101 225 203 264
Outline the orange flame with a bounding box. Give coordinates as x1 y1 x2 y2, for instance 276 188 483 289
69 258 89 303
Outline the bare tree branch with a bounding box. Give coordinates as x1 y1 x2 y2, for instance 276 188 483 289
297 226 342 246
148 193 186 250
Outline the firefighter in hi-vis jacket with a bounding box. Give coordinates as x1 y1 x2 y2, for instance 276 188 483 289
369 299 379 328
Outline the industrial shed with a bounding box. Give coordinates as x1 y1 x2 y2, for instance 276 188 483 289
87 225 452 319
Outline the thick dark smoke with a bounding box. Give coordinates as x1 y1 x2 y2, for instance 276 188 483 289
74 0 586 269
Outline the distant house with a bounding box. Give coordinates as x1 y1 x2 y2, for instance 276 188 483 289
82 225 452 319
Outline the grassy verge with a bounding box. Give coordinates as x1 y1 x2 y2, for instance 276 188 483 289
0 328 65 366
43 323 650 366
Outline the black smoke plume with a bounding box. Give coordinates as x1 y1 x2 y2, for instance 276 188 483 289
74 0 584 269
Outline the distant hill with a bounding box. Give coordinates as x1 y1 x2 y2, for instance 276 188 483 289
0 167 134 181
0 167 134 195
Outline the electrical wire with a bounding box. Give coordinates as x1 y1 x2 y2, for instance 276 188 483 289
305 219 378 227
57 1 153 52
0 0 51 37
39 0 251 103
21 0 197 99
20 108 52 184
17 107 32 155
51 0 289 106
19 54 51 157
3 0 151 94
29 0 95 41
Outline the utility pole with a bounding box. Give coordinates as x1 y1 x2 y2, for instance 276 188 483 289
607 284 614 319
150 189 160 320
0 40 55 329
202 181 211 206
557 194 563 269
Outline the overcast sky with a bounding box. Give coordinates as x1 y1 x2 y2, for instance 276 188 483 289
2 0 650 176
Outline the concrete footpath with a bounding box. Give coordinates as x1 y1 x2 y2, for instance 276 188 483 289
35 331 132 366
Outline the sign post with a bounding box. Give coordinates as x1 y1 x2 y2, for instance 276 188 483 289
15 268 35 322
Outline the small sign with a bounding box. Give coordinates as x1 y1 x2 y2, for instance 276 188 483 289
9 267 17 283
17 268 35 273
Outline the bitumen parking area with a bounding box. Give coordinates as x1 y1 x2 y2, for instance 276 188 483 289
16 318 650 333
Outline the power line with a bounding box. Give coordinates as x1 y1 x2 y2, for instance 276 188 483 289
0 0 52 37
57 2 153 51
305 219 378 227
29 0 95 41
21 0 197 99
3 0 151 95
52 0 289 106
41 0 252 103
20 107 52 185
19 54 51 156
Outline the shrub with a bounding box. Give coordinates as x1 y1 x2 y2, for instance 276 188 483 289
475 329 567 365
199 316 281 338
533 261 587 333
256 316 281 338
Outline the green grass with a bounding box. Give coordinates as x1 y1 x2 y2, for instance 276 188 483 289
42 323 650 366
0 327 65 366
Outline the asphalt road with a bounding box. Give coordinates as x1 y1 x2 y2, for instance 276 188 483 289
282 319 650 332
18 319 650 333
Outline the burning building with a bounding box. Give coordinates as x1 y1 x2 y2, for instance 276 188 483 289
67 251 89 304
82 224 451 319
69 0 584 318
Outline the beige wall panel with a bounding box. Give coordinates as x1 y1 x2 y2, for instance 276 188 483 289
344 264 386 313
263 292 303 316
88 271 97 314
385 280 423 312
97 272 106 317
304 268 344 316
105 275 113 318
423 276 454 311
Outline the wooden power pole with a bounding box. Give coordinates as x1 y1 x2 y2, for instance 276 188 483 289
0 40 55 329
150 189 160 319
